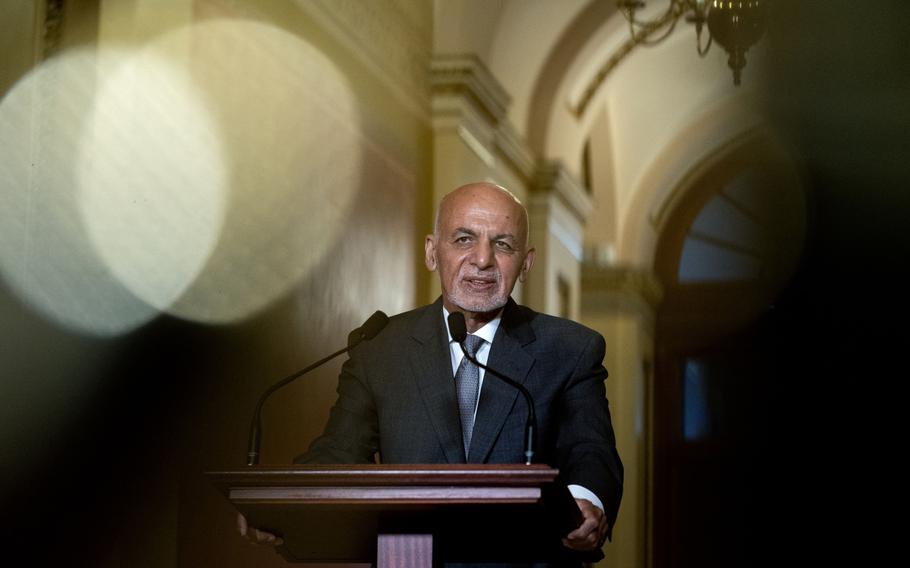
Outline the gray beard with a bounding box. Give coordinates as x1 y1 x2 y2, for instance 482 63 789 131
447 289 508 315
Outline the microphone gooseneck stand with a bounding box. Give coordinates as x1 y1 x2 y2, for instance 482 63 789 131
447 311 537 465
246 310 389 466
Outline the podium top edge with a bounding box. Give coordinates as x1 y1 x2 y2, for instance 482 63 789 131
205 464 562 491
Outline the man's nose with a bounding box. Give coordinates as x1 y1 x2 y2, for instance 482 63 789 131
471 240 494 269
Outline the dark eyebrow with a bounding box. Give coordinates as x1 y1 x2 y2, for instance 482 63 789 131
452 227 477 236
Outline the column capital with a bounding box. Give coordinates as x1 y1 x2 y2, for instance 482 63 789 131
581 264 664 322
431 54 510 124
532 160 593 226
430 54 537 182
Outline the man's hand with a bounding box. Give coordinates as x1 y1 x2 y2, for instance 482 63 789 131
237 513 284 546
562 498 608 551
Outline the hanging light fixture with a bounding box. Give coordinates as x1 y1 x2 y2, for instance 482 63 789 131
617 0 768 85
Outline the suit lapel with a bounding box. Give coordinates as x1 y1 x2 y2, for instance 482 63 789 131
468 300 536 463
408 298 466 463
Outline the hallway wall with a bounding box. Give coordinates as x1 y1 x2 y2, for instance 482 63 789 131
0 1 433 565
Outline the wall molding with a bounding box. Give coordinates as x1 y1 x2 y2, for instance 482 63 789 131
581 264 664 319
533 160 593 225
431 54 510 124
431 54 539 182
495 121 537 182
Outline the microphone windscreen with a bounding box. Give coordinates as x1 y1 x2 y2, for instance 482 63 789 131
447 311 467 342
359 310 389 340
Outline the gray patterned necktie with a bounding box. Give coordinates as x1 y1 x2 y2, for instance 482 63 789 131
455 334 484 456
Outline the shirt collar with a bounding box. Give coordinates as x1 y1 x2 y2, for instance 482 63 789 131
442 306 502 345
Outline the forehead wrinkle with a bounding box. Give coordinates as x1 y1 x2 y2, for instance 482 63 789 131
450 226 516 240
434 184 531 247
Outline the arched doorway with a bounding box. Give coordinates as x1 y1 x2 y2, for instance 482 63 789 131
651 134 806 568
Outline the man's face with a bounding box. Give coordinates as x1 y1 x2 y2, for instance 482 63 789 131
425 186 535 315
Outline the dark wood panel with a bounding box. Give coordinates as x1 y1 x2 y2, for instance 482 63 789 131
207 465 592 564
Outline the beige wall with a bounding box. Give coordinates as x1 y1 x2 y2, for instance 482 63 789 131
585 104 618 258
0 0 433 565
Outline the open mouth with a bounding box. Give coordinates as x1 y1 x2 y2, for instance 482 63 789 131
463 277 497 291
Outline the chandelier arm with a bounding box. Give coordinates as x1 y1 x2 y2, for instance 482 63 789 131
623 1 678 28
617 0 766 87
635 13 681 46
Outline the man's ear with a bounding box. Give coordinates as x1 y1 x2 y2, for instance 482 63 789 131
518 247 536 283
424 234 438 271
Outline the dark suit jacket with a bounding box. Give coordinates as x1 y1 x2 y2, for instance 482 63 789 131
298 297 623 531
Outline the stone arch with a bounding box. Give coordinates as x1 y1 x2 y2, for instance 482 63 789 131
617 95 767 267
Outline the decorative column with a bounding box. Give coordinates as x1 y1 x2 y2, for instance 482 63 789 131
581 265 662 568
524 162 592 318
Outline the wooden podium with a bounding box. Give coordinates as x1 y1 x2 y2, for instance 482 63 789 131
207 464 597 566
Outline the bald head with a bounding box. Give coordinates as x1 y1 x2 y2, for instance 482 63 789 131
434 183 530 248
425 182 536 327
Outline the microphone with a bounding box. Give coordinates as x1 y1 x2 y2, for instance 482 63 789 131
246 310 389 466
447 311 537 465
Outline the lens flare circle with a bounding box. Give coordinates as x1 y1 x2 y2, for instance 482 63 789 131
152 20 363 324
0 50 168 335
76 48 226 319
1 19 363 332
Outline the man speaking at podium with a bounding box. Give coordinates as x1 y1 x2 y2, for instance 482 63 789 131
240 182 623 554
